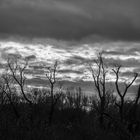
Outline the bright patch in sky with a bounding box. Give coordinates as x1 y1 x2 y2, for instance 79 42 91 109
0 40 140 95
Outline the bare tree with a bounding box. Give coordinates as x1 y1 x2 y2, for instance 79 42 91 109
112 65 138 122
89 53 111 127
0 57 33 119
7 58 32 104
0 73 20 119
46 61 62 125
127 85 140 137
134 85 140 107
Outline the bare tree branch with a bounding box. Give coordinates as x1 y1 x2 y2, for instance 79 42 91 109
112 65 138 122
7 58 32 104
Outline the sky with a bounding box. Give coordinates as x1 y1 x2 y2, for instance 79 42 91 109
0 0 140 97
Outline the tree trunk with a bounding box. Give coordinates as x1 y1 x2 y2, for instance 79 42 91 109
48 84 54 125
120 98 124 123
99 96 105 128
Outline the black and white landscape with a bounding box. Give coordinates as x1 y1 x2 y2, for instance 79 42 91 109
0 0 140 140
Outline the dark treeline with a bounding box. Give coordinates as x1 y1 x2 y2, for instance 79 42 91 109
0 54 140 140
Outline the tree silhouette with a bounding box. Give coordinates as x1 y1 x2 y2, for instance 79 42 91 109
89 53 111 128
46 61 62 125
0 73 20 119
7 58 32 104
112 65 138 122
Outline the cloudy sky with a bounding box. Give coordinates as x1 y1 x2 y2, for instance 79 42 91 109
0 0 140 96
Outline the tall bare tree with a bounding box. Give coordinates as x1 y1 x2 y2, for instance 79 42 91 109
46 61 62 125
112 65 138 122
7 58 32 104
89 53 110 127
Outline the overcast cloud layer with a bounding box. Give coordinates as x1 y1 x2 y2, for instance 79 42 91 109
0 0 140 97
0 0 140 41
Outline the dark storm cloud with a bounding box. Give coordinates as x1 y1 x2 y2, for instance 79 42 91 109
0 0 140 41
1 52 22 60
64 54 140 69
25 55 36 60
105 58 140 68
102 50 138 56
120 71 137 78
64 56 88 65
58 69 83 75
0 63 6 69
25 68 45 75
